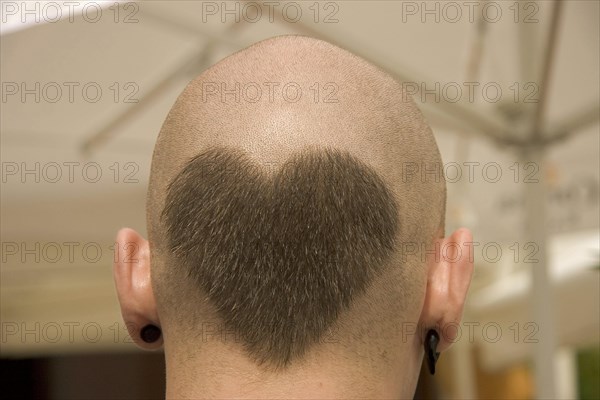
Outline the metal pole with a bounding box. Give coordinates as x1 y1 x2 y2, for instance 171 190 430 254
524 3 563 396
522 145 558 399
532 1 563 140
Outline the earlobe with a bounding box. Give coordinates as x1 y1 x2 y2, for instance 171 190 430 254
419 228 474 354
113 228 163 350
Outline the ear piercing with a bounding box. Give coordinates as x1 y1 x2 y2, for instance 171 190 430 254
141 324 162 343
424 329 441 375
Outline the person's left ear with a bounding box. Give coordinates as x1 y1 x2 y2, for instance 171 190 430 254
113 228 163 350
418 228 474 356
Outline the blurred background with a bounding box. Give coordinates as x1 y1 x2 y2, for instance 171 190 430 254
1 0 598 398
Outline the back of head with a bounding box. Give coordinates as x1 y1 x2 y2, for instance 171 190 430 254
146 36 445 371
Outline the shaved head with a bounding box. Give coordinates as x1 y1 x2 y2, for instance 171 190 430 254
147 36 445 371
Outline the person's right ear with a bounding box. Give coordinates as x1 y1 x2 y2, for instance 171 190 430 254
113 228 163 350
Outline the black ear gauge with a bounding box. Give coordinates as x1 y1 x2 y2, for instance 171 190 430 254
140 324 162 343
424 329 441 375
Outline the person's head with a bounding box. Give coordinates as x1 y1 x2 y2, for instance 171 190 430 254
114 36 473 398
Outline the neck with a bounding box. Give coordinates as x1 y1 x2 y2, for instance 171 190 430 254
163 337 421 399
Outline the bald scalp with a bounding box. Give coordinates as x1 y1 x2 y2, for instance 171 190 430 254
147 35 445 369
